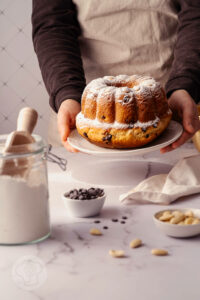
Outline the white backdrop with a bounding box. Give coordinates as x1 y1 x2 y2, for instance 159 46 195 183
0 0 49 138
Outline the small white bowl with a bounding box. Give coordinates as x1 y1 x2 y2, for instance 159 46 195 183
153 208 200 238
62 193 106 218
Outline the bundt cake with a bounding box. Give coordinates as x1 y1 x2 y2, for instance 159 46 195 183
76 75 172 149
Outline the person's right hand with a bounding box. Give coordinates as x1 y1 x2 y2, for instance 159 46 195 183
57 99 81 152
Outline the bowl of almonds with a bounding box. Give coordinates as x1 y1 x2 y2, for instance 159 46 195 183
63 187 106 218
153 208 200 238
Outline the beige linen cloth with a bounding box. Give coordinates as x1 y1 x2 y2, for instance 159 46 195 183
119 155 200 205
48 0 178 145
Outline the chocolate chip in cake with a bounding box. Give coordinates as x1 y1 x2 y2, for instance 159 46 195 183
101 115 106 119
120 221 126 224
106 134 112 141
94 220 101 224
83 132 88 138
103 226 108 230
122 216 128 220
142 127 147 132
102 134 112 144
123 96 130 104
112 219 118 222
145 134 149 138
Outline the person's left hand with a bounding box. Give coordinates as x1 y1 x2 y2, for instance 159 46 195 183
160 89 200 153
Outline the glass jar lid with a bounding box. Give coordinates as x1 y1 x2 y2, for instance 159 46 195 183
0 134 46 159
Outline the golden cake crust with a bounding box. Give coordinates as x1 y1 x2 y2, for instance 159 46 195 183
76 75 172 149
76 113 171 148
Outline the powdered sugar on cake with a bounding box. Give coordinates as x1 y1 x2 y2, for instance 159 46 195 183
84 75 161 101
76 112 160 130
78 74 166 129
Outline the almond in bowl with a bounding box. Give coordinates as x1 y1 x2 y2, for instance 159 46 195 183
153 208 200 238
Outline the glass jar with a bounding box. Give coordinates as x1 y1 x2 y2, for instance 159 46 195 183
0 134 50 245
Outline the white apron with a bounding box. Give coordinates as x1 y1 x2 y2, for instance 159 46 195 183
48 0 178 146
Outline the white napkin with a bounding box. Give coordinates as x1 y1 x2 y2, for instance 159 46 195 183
120 155 200 205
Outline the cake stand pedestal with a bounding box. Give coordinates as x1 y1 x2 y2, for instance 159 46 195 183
67 121 182 187
69 155 172 187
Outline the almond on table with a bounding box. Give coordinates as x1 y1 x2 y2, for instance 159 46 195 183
109 250 125 258
130 239 142 248
90 228 102 236
151 249 168 256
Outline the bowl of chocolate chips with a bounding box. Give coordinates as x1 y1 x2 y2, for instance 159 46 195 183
63 187 106 218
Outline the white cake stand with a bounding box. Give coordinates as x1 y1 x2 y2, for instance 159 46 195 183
68 121 182 157
68 120 182 186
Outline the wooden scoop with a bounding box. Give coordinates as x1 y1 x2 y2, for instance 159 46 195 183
1 107 38 177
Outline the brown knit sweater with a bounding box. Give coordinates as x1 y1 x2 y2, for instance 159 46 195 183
32 0 200 112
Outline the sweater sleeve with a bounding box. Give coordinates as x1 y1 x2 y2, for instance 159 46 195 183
165 0 200 103
32 0 86 112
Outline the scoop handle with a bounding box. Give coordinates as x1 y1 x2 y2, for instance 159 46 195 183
17 107 38 134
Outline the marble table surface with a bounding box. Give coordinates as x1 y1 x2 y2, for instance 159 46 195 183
1 142 200 300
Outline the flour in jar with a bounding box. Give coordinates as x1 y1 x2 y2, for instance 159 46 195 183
0 173 50 244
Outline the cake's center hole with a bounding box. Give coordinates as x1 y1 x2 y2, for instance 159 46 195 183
106 81 137 88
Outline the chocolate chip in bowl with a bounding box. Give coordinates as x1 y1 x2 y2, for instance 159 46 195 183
63 187 106 218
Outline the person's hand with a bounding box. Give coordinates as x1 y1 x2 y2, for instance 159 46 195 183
160 89 200 153
57 99 81 152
